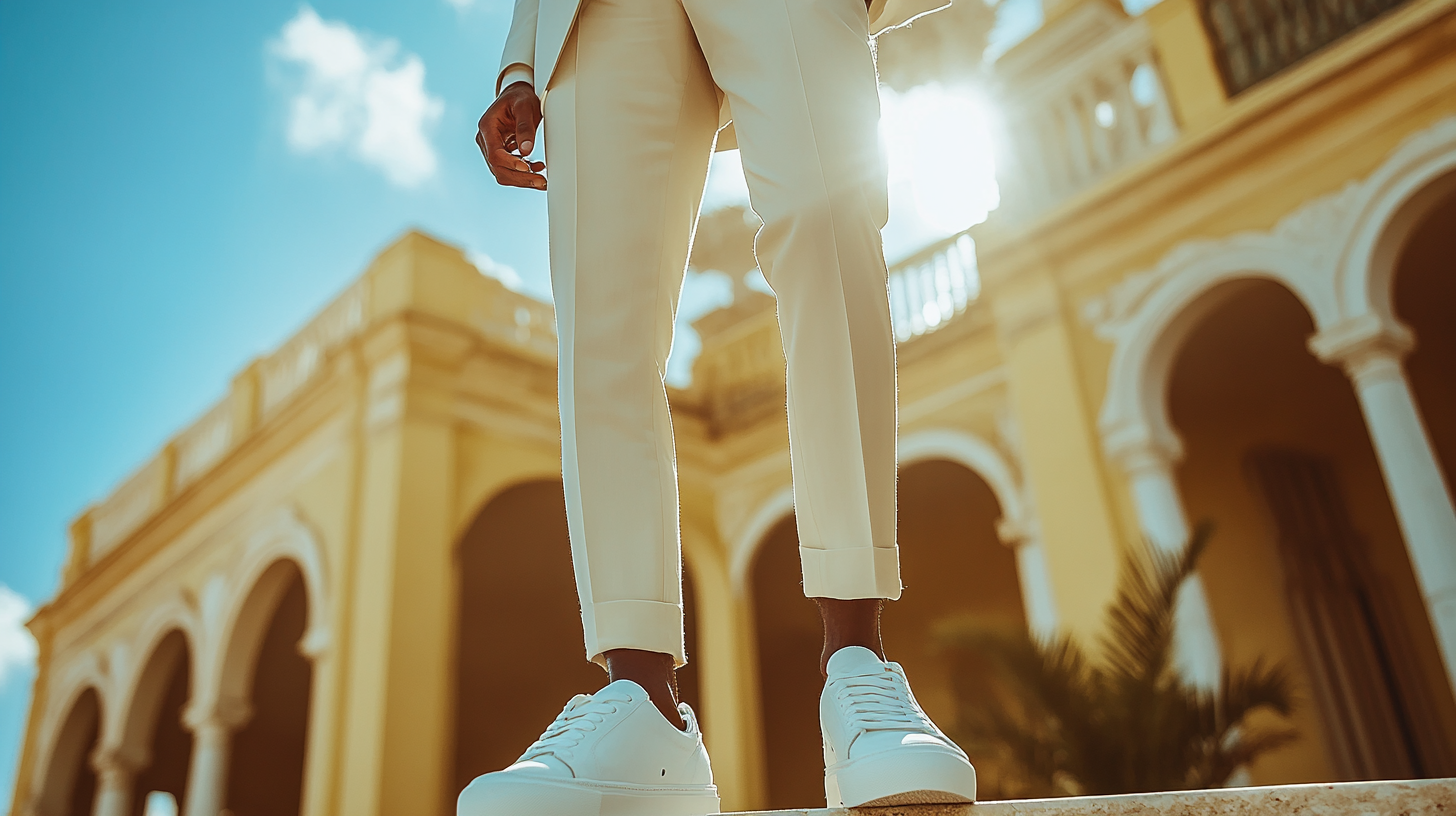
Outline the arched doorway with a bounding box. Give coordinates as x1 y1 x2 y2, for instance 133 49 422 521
35 687 102 816
450 480 702 801
750 460 1025 808
124 631 193 816
226 568 313 816
1392 181 1456 502
1167 278 1456 784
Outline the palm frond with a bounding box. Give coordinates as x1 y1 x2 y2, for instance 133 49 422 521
1100 524 1212 686
940 522 1298 797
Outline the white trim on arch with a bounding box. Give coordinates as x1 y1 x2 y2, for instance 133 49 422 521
729 486 796 594
898 428 1026 529
726 427 1057 636
109 595 199 766
1085 115 1456 467
1335 116 1456 331
192 506 328 724
1081 114 1456 691
29 651 109 812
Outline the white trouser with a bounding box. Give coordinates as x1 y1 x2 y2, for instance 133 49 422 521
545 0 901 667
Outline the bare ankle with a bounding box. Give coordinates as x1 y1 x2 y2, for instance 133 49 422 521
815 598 886 676
604 648 685 730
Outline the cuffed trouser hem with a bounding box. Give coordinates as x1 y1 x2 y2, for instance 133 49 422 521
584 599 687 669
799 546 902 600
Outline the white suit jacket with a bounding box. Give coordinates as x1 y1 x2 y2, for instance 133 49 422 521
495 0 919 151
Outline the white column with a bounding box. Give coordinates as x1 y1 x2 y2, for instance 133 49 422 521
181 701 249 816
998 516 1061 643
1015 538 1061 643
1312 320 1456 691
90 749 135 816
1114 438 1224 691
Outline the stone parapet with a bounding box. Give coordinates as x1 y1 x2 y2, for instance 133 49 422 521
731 779 1454 816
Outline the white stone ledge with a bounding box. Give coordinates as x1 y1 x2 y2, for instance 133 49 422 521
734 779 1455 816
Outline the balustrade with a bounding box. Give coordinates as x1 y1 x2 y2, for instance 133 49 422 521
994 17 1179 220
888 233 981 343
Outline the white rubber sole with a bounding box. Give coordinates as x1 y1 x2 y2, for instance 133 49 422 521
458 775 720 816
825 747 977 808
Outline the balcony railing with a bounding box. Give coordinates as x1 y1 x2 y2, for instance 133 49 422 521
993 16 1180 222
1199 0 1411 94
888 233 981 343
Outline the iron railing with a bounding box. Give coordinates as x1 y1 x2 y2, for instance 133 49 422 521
1199 0 1411 94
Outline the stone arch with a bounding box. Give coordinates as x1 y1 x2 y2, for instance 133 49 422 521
1089 115 1456 466
729 486 796 594
201 507 328 716
113 599 199 762
213 558 312 720
1095 265 1332 464
117 627 194 816
453 465 566 542
898 427 1026 532
114 628 193 777
1335 116 1456 331
449 477 599 799
728 428 1038 595
32 651 109 799
31 685 103 816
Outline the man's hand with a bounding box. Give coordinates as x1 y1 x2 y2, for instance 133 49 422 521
477 81 546 190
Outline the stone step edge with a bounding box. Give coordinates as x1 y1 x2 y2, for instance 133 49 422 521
727 778 1456 815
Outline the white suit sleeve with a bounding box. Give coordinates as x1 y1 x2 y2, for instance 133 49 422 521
496 0 540 94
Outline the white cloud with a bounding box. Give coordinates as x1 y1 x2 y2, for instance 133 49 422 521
444 0 476 8
271 7 444 187
0 585 36 688
469 250 526 292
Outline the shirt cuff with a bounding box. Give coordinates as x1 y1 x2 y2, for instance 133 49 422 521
497 63 535 95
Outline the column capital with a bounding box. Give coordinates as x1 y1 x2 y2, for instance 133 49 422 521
1308 314 1414 374
89 745 140 780
1102 425 1183 477
996 516 1032 547
299 624 332 660
183 695 252 735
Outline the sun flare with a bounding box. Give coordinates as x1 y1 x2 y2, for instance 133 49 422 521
879 84 1001 235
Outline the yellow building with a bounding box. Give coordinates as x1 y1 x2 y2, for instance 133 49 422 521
10 0 1456 813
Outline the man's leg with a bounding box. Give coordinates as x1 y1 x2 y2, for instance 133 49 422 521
684 0 977 805
685 0 899 605
544 0 721 722
459 3 725 814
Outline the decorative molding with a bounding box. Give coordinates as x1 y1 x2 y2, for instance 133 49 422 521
1087 115 1456 470
1079 180 1361 340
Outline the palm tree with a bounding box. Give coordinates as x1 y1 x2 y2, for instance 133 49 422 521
936 525 1298 798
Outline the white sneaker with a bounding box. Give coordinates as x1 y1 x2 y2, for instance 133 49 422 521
457 680 720 816
820 646 978 807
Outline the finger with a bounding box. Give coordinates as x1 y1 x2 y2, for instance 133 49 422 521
481 110 510 156
488 148 547 189
475 131 491 164
492 166 548 189
511 100 540 157
488 147 534 175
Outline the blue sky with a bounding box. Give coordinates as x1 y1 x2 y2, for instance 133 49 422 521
0 0 1057 803
0 0 556 800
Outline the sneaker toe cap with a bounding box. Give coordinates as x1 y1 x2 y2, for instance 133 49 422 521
457 766 598 816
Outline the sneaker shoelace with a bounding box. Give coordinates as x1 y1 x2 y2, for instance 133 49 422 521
519 694 624 760
832 667 935 733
